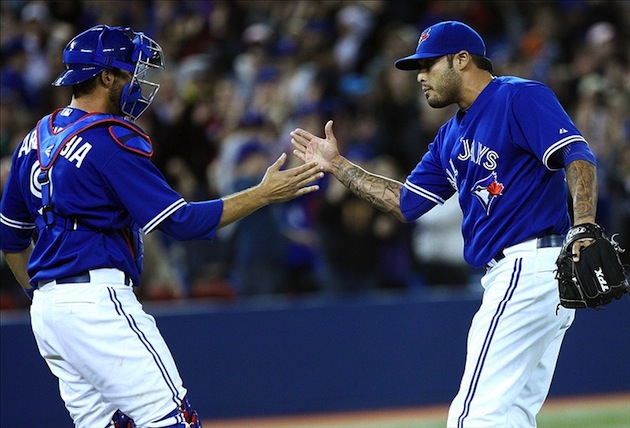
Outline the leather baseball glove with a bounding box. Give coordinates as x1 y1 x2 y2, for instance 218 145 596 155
555 223 629 309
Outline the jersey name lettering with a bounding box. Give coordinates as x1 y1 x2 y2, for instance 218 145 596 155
457 137 499 170
17 130 92 168
18 129 38 158
60 136 93 168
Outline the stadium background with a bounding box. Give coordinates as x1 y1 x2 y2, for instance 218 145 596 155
1 0 629 426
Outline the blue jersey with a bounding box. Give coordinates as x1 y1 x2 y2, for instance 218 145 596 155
1 106 223 287
400 76 596 268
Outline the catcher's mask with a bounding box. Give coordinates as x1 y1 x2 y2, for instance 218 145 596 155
52 24 164 122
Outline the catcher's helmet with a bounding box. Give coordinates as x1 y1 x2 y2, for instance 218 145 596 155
52 24 164 121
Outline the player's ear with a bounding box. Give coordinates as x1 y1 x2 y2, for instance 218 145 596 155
99 69 115 87
456 51 471 70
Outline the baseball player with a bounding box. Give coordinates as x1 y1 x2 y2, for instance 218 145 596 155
0 25 323 428
291 21 599 427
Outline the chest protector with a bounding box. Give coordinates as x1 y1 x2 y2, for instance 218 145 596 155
35 109 152 272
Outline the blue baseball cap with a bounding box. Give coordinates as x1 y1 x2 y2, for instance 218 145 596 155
395 21 486 70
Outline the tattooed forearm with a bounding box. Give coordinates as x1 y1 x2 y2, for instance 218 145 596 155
565 160 597 225
332 158 406 222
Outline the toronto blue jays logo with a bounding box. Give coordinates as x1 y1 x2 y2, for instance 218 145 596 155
472 172 504 215
417 28 431 48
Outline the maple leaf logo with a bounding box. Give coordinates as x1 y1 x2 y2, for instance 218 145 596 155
472 172 505 215
486 180 504 196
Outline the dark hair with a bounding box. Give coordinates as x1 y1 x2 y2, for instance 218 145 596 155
446 53 494 73
72 75 98 98
72 68 126 98
472 54 493 73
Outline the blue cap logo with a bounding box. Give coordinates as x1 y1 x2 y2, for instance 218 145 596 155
417 27 431 48
395 21 486 71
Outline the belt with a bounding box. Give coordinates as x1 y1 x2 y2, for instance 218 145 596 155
38 269 131 288
486 234 565 269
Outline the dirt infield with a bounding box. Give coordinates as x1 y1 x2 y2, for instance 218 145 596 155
203 392 630 428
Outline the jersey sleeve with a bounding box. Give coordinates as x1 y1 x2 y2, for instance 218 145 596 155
158 200 223 240
0 151 36 252
510 83 594 170
400 137 456 222
102 150 221 239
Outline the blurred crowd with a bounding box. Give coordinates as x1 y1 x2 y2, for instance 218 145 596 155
2 0 629 309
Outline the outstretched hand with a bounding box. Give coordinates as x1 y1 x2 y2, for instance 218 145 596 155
291 120 340 172
218 153 323 228
258 152 323 203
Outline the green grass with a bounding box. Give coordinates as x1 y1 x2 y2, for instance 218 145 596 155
205 397 630 428
312 404 629 428
380 405 630 428
538 406 630 428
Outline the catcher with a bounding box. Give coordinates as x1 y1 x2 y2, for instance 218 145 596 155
556 223 629 309
0 24 323 428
